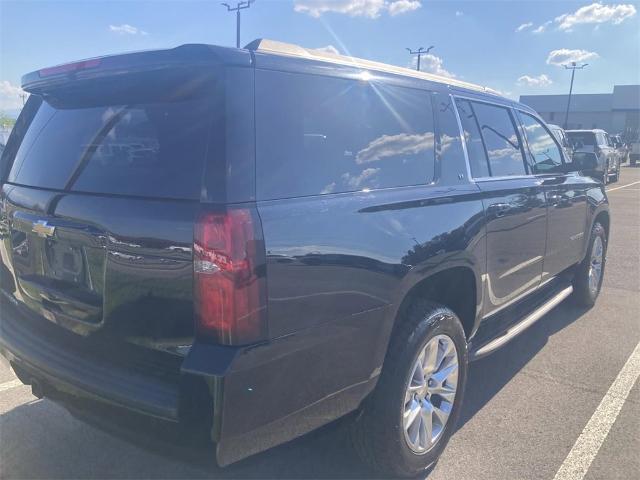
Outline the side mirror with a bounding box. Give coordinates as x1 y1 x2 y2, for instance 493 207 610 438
569 152 598 172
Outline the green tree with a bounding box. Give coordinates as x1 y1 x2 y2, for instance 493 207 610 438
0 113 17 129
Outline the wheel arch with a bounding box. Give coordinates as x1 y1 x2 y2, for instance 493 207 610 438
390 263 480 342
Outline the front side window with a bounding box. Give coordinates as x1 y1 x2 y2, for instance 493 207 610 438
518 112 564 174
255 71 436 199
456 99 525 177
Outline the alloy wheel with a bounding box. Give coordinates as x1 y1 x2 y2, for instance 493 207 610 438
589 237 604 295
589 236 604 295
403 334 459 454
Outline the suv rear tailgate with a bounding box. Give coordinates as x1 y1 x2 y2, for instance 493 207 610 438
0 55 224 396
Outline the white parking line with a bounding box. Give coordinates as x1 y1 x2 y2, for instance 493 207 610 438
553 341 640 480
606 180 640 192
0 378 24 393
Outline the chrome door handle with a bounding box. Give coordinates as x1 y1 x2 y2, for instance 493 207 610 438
487 203 510 218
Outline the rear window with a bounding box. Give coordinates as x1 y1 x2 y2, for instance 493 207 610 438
7 96 214 199
255 70 436 199
567 132 596 147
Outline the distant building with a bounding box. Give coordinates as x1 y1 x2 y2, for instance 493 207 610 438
520 85 640 140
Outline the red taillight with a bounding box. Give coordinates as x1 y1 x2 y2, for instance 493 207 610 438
194 208 267 345
39 58 101 77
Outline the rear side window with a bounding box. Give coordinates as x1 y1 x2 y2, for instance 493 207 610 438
8 97 214 199
255 71 435 199
518 112 564 174
455 99 490 177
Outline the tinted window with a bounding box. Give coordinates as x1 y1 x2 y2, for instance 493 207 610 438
566 132 596 147
433 93 468 182
518 112 564 174
455 99 490 178
456 99 525 177
256 71 435 199
8 97 214 199
473 102 525 177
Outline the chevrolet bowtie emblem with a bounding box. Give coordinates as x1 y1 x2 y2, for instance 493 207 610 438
32 220 56 238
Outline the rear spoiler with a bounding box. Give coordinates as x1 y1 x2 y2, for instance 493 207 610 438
22 44 251 94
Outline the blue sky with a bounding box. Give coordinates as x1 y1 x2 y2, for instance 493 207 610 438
1 1 639 114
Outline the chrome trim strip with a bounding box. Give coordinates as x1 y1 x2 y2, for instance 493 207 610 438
498 255 543 279
482 273 557 319
473 285 573 358
474 175 540 182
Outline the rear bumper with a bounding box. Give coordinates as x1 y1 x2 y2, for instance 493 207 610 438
0 296 215 454
1 306 181 421
0 296 387 466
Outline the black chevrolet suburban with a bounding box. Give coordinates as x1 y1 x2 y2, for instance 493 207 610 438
0 40 610 477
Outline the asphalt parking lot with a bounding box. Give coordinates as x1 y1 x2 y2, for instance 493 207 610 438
1 167 639 480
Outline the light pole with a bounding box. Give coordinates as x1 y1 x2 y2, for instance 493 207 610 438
406 46 434 72
563 62 588 129
221 0 254 48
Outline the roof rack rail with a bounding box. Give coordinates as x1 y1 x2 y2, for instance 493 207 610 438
245 38 499 96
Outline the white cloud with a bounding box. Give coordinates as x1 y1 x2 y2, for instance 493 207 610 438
293 0 421 18
341 168 380 188
109 24 148 35
0 80 26 110
388 0 421 16
517 74 553 87
314 45 341 55
515 22 533 32
546 48 599 66
555 2 636 31
412 53 456 78
532 20 552 34
455 10 464 17
356 132 434 164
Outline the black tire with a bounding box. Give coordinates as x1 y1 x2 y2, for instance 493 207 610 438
350 300 468 478
573 222 607 307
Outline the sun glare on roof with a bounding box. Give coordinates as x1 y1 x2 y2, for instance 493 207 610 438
358 71 372 82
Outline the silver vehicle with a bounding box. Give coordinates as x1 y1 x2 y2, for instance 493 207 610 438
611 135 628 164
547 124 573 162
566 129 619 184
628 132 640 166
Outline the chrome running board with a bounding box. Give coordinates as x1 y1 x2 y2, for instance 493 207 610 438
472 285 573 359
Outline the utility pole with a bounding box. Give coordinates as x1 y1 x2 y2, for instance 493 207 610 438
19 93 27 107
406 46 434 72
563 62 588 129
221 1 254 48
